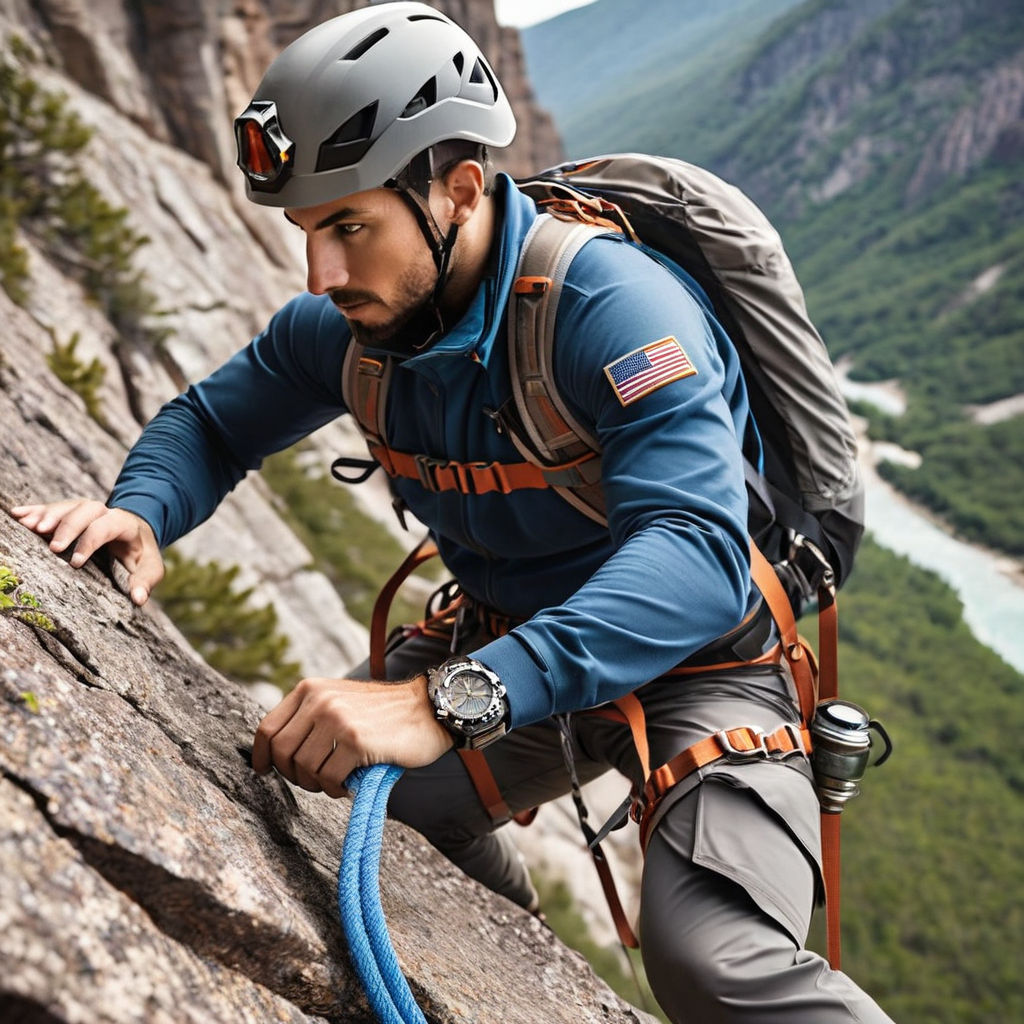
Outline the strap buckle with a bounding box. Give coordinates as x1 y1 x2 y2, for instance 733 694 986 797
779 722 810 758
628 789 647 826
715 727 769 762
413 454 449 493
787 532 836 593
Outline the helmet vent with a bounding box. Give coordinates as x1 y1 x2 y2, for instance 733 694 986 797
400 77 438 119
342 27 389 61
407 14 447 23
469 58 498 102
316 100 379 172
453 51 465 75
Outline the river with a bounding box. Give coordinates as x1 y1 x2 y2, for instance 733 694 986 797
839 367 1024 673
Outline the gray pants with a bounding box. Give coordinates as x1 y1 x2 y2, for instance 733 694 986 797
352 624 894 1023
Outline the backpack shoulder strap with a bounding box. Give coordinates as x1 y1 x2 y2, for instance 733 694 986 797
341 339 394 449
506 212 611 525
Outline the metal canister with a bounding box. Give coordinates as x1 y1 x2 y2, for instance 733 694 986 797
809 699 892 814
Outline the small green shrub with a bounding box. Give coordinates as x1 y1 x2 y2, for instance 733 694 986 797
0 195 30 303
0 39 163 340
46 331 107 425
158 549 300 689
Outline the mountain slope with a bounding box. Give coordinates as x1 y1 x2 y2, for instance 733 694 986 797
522 0 805 159
522 4 1024 1019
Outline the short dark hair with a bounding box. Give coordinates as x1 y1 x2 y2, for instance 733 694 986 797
395 141 496 197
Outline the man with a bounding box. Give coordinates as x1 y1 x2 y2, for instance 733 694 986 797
11 5 893 1021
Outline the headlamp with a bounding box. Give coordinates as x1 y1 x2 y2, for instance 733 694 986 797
234 100 295 192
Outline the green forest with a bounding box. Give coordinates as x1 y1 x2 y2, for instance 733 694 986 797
823 540 1023 1021
533 540 1024 1024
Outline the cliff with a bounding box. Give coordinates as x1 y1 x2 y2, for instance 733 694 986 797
0 0 563 682
722 0 1024 212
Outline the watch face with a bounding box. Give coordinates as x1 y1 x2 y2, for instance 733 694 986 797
445 670 496 721
430 659 508 748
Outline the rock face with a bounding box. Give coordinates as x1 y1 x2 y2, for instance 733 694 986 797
0 305 655 1023
20 0 561 185
719 0 1024 215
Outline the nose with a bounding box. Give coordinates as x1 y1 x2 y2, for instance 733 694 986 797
305 234 349 295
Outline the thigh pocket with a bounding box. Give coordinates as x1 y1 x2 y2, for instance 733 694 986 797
689 764 822 947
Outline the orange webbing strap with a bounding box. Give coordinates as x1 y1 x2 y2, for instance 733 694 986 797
457 749 513 824
748 540 819 723
817 587 841 969
663 640 783 676
367 444 556 495
369 534 438 679
818 586 839 703
750 538 844 969
456 748 537 827
822 811 843 970
612 692 651 781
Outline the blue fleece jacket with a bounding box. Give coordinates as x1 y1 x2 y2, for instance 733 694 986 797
109 175 760 727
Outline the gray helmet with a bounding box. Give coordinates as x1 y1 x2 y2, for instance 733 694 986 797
234 2 517 208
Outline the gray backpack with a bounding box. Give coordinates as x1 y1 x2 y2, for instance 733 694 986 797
340 154 864 614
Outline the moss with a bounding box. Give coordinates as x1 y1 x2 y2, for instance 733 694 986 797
0 562 55 631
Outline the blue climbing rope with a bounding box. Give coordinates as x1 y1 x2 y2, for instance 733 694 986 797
339 764 427 1024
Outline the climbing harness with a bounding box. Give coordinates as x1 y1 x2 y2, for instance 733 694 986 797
364 534 891 973
339 764 425 1024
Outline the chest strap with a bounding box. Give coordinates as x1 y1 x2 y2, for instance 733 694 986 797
364 440 601 495
340 341 603 498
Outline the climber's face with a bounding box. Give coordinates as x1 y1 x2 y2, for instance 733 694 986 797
286 186 440 349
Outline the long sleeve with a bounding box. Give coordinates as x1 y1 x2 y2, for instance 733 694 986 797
109 293 349 546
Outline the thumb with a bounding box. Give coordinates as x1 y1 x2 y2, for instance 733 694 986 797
127 549 165 606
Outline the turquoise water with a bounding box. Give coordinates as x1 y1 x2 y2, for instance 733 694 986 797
862 449 1024 673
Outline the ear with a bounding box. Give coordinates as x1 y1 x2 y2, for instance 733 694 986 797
435 160 485 226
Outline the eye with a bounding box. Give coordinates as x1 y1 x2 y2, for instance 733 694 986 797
334 222 363 237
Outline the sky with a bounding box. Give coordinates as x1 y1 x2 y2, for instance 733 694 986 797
493 0 599 29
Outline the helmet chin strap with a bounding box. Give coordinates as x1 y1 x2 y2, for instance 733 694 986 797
393 187 459 345
388 148 463 350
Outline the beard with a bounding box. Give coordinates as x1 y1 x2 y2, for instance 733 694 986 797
333 258 444 357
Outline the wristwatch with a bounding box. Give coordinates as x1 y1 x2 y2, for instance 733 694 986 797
426 656 509 750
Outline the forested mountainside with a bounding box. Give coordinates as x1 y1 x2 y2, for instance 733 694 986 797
525 0 1024 557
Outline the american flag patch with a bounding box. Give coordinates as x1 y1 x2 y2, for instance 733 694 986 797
603 336 697 406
